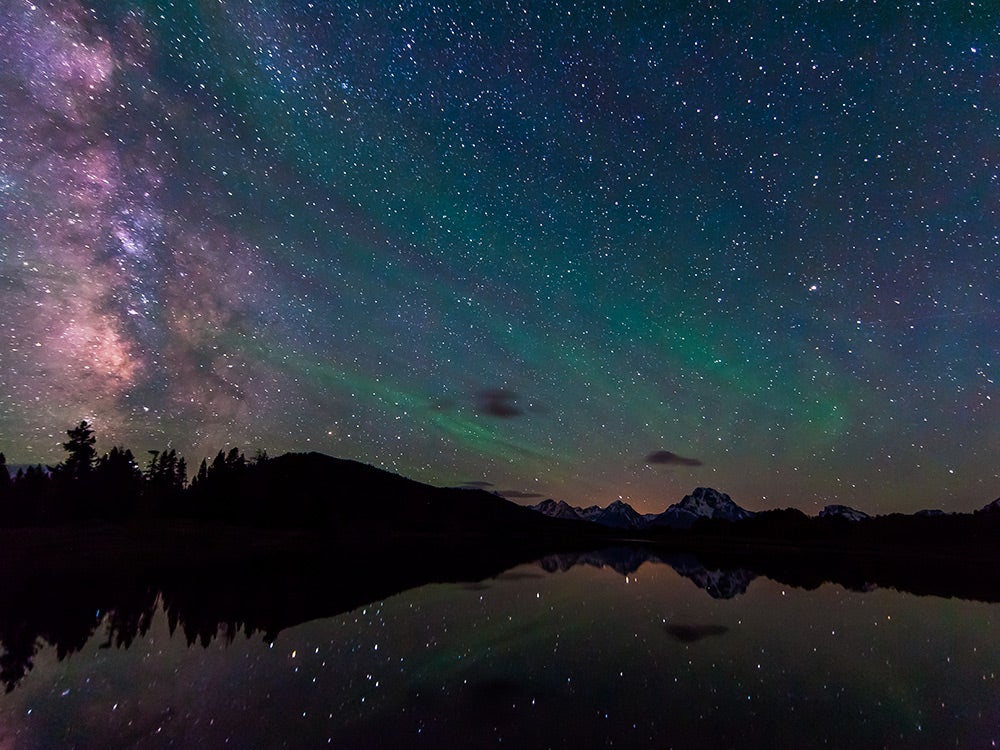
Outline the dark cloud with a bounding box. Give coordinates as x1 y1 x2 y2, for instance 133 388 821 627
497 489 544 499
665 623 729 643
646 450 703 467
477 388 523 418
458 480 493 488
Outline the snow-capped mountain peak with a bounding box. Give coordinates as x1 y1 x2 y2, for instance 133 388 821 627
530 487 751 531
530 498 647 529
650 487 754 529
593 500 648 530
529 499 583 521
818 504 870 521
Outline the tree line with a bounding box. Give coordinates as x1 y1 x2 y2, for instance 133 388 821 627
0 421 268 526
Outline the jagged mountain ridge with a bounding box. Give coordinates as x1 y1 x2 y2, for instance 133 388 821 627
529 498 649 529
529 499 587 522
531 487 755 530
531 489 1000 530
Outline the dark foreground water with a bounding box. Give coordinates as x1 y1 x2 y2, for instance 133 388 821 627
1 549 998 749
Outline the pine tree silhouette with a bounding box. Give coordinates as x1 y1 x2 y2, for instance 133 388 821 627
94 447 143 520
52 421 98 521
0 453 11 526
59 421 96 482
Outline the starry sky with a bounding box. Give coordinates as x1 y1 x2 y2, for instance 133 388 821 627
0 0 996 514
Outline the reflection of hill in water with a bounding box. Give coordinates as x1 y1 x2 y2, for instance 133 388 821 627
3 531 1000 693
0 529 573 693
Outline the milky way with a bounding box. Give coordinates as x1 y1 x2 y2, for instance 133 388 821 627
0 0 996 513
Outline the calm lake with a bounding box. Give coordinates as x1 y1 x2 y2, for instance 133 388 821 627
1 548 998 748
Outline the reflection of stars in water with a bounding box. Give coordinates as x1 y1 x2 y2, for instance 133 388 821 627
1 556 999 744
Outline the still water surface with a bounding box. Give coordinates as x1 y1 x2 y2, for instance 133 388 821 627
1 551 998 748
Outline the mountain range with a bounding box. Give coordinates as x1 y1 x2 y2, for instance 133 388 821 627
529 489 990 530
531 487 756 530
7 447 997 547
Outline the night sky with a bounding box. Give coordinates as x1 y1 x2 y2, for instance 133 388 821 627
0 0 996 513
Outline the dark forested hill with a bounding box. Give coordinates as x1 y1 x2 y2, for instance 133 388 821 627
184 451 602 536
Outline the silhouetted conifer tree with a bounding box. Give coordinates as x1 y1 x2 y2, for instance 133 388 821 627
146 449 186 492
143 448 187 518
0 453 11 526
210 450 226 476
187 447 249 521
50 420 102 521
11 465 52 525
43 421 97 521
226 447 244 470
58 421 96 482
94 447 143 520
192 458 208 487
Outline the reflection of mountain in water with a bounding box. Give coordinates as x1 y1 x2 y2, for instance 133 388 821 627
667 555 757 599
538 547 757 599
538 547 654 577
4 534 1000 694
0 543 759 694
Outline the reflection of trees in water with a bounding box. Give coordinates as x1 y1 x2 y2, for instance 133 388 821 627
0 569 348 692
0 535 562 693
4 538 1000 693
0 576 320 692
0 580 160 692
